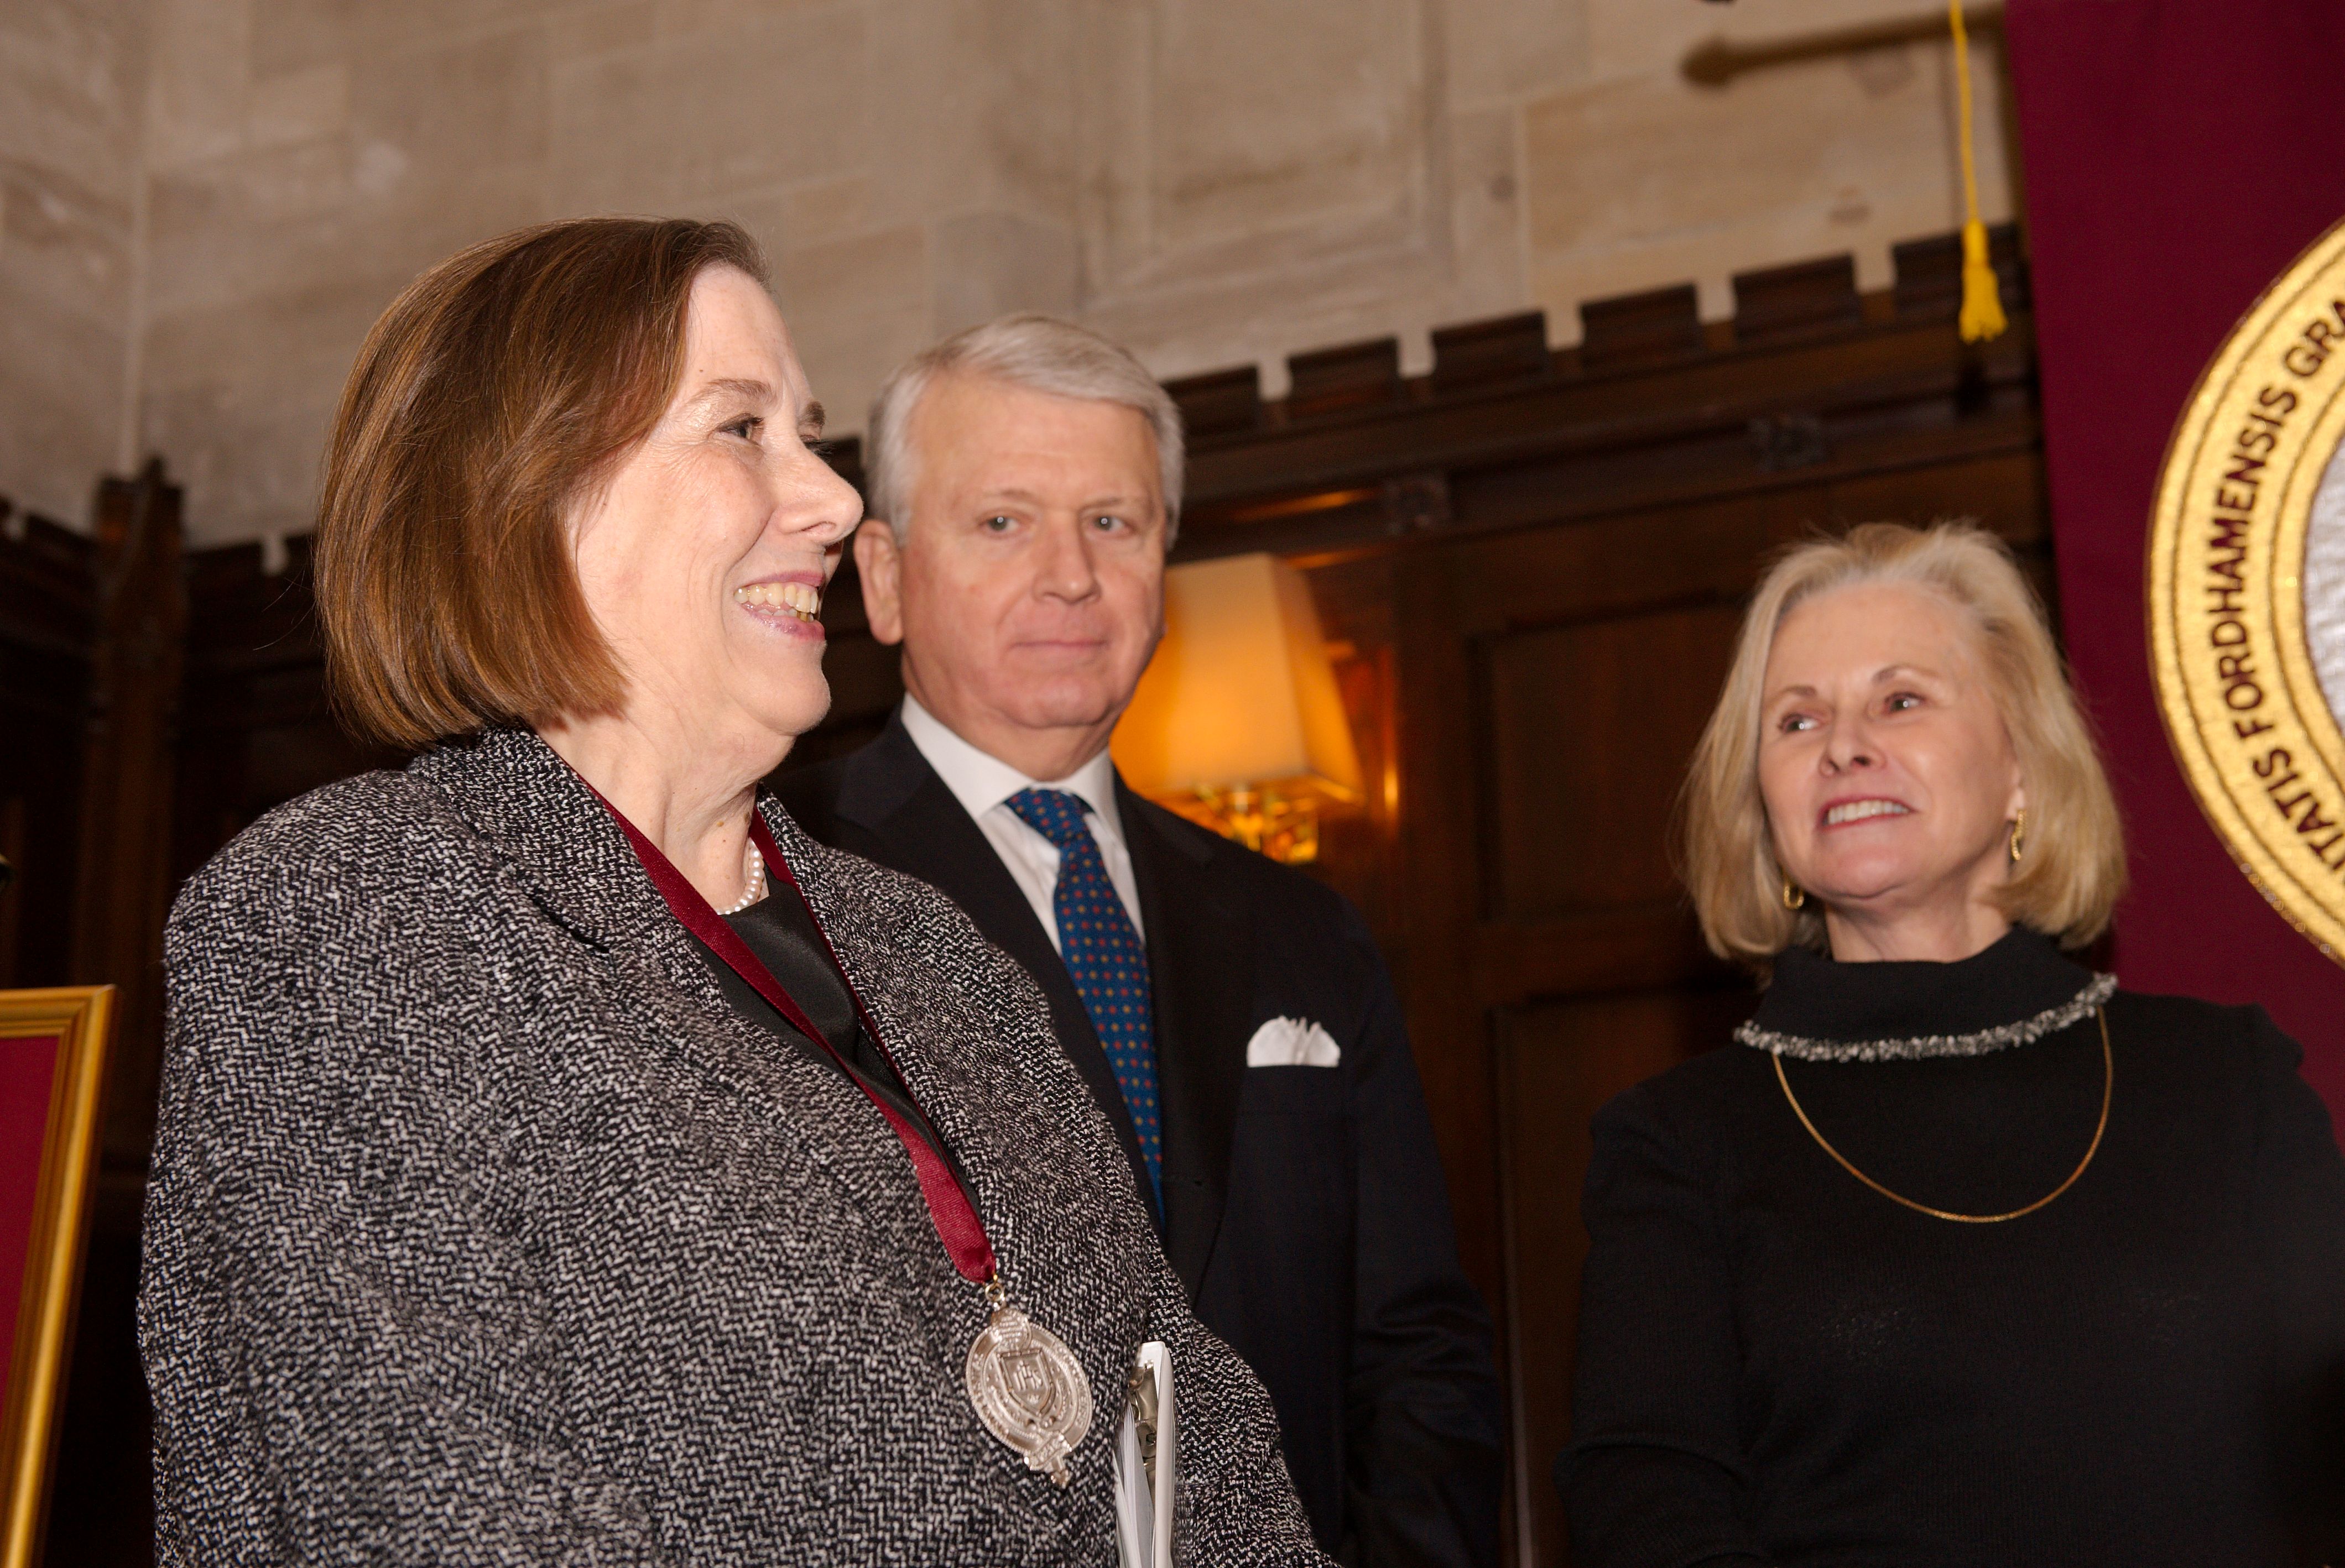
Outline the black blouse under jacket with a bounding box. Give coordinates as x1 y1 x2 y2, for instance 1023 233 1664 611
1559 929 2345 1567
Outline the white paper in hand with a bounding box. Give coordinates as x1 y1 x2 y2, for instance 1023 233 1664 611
1113 1341 1176 1567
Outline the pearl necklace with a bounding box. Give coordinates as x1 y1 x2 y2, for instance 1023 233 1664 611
718 838 767 914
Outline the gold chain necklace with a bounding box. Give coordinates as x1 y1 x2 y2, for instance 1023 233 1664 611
1771 1008 2112 1224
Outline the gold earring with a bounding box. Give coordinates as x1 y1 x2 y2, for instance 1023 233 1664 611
1781 877 1806 911
2009 808 2028 864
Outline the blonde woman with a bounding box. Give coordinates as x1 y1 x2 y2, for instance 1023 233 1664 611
1558 524 2345 1565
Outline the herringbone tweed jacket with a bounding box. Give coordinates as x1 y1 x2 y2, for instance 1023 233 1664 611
140 727 1330 1565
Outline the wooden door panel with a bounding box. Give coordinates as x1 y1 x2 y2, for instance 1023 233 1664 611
1823 449 2047 542
1477 602 1745 922
1494 986 1752 1568
1467 907 1721 1004
1444 491 1815 634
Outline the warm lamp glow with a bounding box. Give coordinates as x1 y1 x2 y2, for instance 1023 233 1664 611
1113 553 1363 861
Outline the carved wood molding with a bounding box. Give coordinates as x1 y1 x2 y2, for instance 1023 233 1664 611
67 463 185 1168
1163 225 2036 564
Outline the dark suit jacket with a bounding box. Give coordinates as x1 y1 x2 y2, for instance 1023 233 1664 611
778 712 1504 1567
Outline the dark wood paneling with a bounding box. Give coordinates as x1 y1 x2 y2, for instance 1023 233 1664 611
1431 313 1552 398
1285 336 1405 422
1478 600 1744 922
1731 254 1863 346
74 465 189 1167
52 469 187 1568
1164 365 1265 440
1286 551 1405 959
0 504 96 994
1578 284 1704 372
1493 987 1750 1568
1174 324 2040 564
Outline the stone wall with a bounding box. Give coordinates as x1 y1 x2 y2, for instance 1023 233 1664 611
1 0 147 525
5 0 2013 546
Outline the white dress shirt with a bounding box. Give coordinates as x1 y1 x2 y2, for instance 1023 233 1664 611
898 696 1147 953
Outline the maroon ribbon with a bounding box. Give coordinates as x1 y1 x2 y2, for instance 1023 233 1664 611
597 796 999 1287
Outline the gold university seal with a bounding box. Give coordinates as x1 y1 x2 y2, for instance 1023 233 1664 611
2150 213 2345 965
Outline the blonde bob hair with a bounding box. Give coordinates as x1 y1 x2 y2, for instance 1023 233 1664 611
1681 521 2125 969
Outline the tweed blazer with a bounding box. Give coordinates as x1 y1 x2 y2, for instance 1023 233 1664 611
139 727 1329 1565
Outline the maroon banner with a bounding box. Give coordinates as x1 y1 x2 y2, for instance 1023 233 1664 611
2007 0 2345 1115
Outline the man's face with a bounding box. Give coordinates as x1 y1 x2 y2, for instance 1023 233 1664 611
857 370 1168 773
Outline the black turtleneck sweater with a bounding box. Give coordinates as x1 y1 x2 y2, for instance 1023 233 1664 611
1559 929 2345 1567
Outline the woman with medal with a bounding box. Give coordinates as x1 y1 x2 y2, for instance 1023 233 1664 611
1558 524 2345 1565
140 217 1327 1565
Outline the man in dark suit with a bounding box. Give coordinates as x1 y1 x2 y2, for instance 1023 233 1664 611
777 314 1502 1566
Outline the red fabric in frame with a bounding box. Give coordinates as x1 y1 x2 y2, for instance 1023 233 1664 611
2006 0 2345 1117
0 1032 60 1407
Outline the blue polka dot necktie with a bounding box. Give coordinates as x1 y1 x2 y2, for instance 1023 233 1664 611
1005 787 1163 1211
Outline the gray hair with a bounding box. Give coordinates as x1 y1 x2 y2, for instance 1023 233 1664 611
863 313 1184 542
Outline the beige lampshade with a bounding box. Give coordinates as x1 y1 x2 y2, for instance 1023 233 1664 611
1112 553 1363 801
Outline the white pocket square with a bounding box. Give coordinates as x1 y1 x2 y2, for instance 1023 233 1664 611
1245 1016 1341 1068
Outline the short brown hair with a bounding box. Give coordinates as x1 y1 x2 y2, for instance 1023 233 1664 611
315 216 768 750
1681 522 2127 970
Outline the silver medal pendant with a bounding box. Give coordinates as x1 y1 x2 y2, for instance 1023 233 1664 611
965 1287 1093 1487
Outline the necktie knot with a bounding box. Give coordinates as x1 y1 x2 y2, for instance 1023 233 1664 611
1006 787 1091 849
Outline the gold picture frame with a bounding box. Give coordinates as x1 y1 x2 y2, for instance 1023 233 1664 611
2149 214 2345 967
0 986 113 1568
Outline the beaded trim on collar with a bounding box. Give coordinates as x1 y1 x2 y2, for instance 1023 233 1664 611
1735 971 2118 1063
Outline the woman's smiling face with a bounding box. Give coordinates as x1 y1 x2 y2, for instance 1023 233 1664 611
1758 580 2025 943
566 264 862 749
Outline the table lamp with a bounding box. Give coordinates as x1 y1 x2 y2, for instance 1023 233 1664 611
1112 553 1363 864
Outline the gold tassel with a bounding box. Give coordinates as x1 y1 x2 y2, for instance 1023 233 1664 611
1950 0 2007 343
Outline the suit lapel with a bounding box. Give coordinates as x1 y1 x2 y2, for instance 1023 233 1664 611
832 718 1156 1218
415 730 939 1267
1121 781 1255 1294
